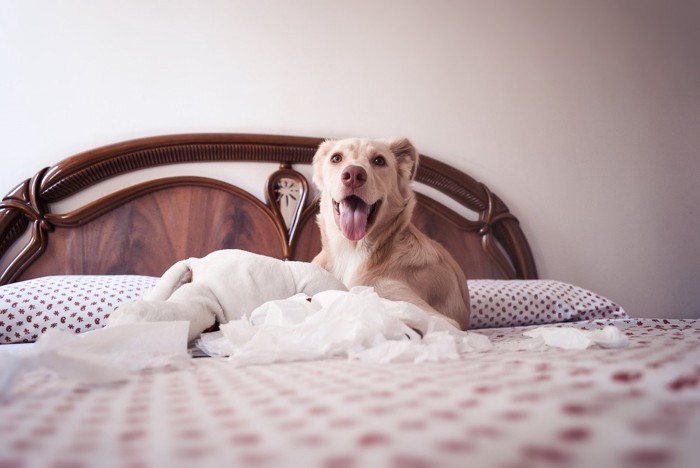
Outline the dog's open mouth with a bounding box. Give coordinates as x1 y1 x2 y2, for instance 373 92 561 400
333 195 381 241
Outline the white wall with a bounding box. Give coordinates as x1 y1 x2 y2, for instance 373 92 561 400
1 0 698 319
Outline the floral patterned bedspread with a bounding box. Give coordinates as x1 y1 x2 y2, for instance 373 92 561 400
1 318 698 468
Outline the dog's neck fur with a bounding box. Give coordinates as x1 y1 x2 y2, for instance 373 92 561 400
318 194 416 287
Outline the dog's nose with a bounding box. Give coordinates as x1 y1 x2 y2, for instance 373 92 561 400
342 165 367 189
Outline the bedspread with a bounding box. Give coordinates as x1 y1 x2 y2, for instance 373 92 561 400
1 318 699 468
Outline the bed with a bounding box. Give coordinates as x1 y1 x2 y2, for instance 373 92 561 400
0 134 698 467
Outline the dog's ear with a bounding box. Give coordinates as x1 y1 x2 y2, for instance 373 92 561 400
388 138 419 181
312 139 336 188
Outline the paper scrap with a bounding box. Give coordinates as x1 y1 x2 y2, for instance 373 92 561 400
523 325 629 350
0 321 190 395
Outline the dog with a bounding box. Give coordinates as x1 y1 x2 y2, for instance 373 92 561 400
311 137 471 332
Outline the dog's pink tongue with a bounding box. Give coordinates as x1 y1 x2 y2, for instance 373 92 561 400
340 198 370 241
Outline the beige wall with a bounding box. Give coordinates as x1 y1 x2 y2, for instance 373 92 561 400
1 0 698 318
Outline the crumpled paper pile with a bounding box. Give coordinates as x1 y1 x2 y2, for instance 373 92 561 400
197 286 492 364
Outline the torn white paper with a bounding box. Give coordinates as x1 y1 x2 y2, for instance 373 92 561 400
0 322 190 395
197 287 492 365
523 325 629 349
491 326 629 352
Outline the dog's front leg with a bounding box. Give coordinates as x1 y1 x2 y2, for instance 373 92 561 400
371 278 461 334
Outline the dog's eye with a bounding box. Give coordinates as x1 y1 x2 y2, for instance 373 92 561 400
373 156 386 166
330 153 342 163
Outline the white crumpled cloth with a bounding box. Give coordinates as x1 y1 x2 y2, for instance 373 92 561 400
197 287 493 364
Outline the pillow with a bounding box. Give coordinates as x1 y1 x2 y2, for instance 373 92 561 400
467 279 627 329
0 276 627 344
0 275 158 344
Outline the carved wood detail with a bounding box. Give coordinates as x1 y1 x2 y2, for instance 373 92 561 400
0 133 537 285
0 170 54 285
39 134 322 202
265 164 309 258
17 179 288 280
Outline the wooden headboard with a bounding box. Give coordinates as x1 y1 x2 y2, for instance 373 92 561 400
0 134 537 285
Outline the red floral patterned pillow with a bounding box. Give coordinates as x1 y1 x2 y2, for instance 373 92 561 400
0 276 628 344
0 275 158 344
468 279 627 329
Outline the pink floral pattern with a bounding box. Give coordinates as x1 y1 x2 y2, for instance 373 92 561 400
469 280 627 328
0 276 157 343
0 318 698 467
1 277 628 343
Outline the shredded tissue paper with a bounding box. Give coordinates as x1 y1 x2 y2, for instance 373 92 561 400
0 322 190 395
0 287 629 393
197 287 493 365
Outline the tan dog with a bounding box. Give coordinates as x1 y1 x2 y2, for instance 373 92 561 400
312 137 470 332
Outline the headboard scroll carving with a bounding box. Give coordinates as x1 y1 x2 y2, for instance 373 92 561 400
265 164 313 259
38 134 321 202
0 134 537 285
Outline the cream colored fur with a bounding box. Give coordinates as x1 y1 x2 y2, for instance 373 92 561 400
312 138 471 331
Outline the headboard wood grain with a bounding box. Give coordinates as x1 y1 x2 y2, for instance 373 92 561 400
0 134 537 284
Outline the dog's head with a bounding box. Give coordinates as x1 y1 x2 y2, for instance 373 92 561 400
312 137 419 242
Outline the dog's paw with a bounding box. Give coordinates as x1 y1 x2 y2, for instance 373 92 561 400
401 315 460 338
444 316 461 330
402 319 425 338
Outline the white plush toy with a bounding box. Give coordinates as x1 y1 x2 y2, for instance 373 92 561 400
107 249 347 342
